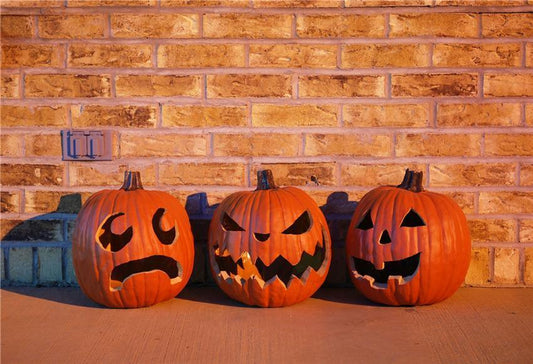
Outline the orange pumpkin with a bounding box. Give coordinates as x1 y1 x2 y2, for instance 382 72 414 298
72 171 194 308
346 169 471 306
208 170 332 307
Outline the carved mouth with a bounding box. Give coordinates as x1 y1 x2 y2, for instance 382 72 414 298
350 253 421 289
110 255 182 291
213 241 326 287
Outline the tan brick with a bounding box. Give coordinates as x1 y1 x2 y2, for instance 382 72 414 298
252 104 337 127
25 191 89 214
2 218 63 241
250 44 337 69
527 43 533 68
342 44 430 68
69 163 156 187
204 14 292 38
348 0 431 5
436 0 521 5
521 163 533 186
251 162 336 186
520 220 533 243
121 133 208 157
158 44 245 68
390 13 478 38
468 219 515 243
479 192 533 214
69 0 156 5
111 14 199 38
68 44 152 68
0 135 22 157
3 0 64 7
1 74 20 98
483 13 533 38
24 134 62 157
1 191 20 214
299 75 386 98
1 44 64 68
430 163 516 187
433 43 522 68
341 164 425 186
296 14 385 38
162 105 247 127
437 103 521 127
525 248 533 285
1 105 67 127
1 15 33 38
25 74 111 98
161 0 249 6
38 247 62 283
72 105 157 128
444 192 475 214
160 163 245 186
494 248 520 284
396 133 481 157
207 74 292 98
8 248 33 283
1 164 64 186
213 133 301 157
39 15 106 39
464 248 491 286
255 0 341 6
485 134 533 156
343 104 429 127
306 133 392 157
115 75 202 97
527 104 533 126
392 73 478 97
484 74 533 97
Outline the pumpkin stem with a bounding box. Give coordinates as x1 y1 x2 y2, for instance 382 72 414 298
256 169 277 190
397 169 424 192
121 171 143 191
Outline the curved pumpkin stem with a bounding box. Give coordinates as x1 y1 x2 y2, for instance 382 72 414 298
121 171 143 191
397 169 424 192
256 169 277 190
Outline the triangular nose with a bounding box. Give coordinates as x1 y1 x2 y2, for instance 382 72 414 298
379 230 392 244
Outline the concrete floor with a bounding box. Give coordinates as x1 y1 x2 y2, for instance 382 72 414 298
1 286 532 364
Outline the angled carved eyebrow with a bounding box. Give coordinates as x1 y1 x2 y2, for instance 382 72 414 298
222 212 245 232
152 208 176 245
97 212 133 252
282 211 312 235
400 209 426 227
356 210 373 231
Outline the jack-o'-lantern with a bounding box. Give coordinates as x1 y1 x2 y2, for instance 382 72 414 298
346 169 471 306
208 170 331 307
72 171 194 308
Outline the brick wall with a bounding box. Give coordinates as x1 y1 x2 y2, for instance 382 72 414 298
1 0 532 288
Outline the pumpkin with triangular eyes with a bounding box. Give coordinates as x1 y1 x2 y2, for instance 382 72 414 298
208 170 332 307
346 169 471 306
72 171 194 308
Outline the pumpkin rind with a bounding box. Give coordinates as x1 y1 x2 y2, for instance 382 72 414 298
346 169 471 306
72 171 194 308
208 170 332 307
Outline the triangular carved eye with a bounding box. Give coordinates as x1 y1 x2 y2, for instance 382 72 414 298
400 209 426 227
356 210 374 230
222 213 245 232
282 211 311 235
152 208 176 245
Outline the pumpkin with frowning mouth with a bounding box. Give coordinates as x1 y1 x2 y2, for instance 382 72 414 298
208 170 332 307
346 169 471 306
72 171 194 308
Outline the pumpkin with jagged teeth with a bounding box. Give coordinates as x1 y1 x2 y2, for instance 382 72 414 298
208 170 332 307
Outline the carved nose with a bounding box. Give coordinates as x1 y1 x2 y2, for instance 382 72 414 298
254 232 270 242
379 230 392 245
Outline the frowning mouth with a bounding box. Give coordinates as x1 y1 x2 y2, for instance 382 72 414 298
212 241 326 287
350 253 421 289
110 255 182 291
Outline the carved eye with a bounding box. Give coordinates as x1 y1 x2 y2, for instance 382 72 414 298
97 213 133 252
152 208 176 245
282 211 312 235
222 213 245 232
400 209 426 227
356 210 374 230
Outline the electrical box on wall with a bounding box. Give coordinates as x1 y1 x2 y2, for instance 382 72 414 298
61 130 113 161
